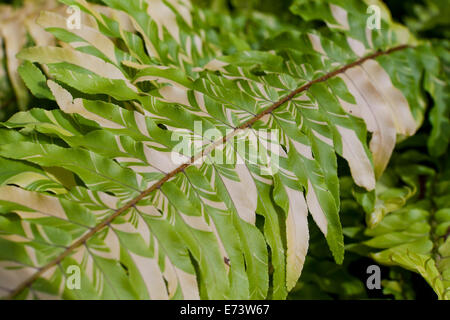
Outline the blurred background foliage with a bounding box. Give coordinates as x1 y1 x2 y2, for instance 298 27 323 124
0 0 448 299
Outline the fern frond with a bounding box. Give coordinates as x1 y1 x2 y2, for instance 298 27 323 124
0 0 440 300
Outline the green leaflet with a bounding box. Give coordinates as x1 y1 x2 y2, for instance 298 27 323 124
347 151 450 300
0 0 443 300
18 61 54 101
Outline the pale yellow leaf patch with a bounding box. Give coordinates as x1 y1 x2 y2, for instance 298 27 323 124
129 252 169 300
362 59 417 135
285 187 309 291
305 180 328 236
220 162 257 225
342 66 397 177
37 11 118 64
336 125 376 190
329 4 349 30
0 186 67 220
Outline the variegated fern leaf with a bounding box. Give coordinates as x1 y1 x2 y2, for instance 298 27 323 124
0 0 59 118
0 0 122 120
0 0 444 299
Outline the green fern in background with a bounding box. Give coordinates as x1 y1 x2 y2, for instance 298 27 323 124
341 149 450 299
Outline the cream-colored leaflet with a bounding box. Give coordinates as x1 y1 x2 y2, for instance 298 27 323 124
336 125 376 190
308 33 327 55
146 0 184 42
285 186 309 290
361 59 417 135
37 11 118 65
1 19 28 108
329 4 349 30
220 161 258 225
128 251 169 300
342 66 397 177
0 186 67 220
306 180 328 236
